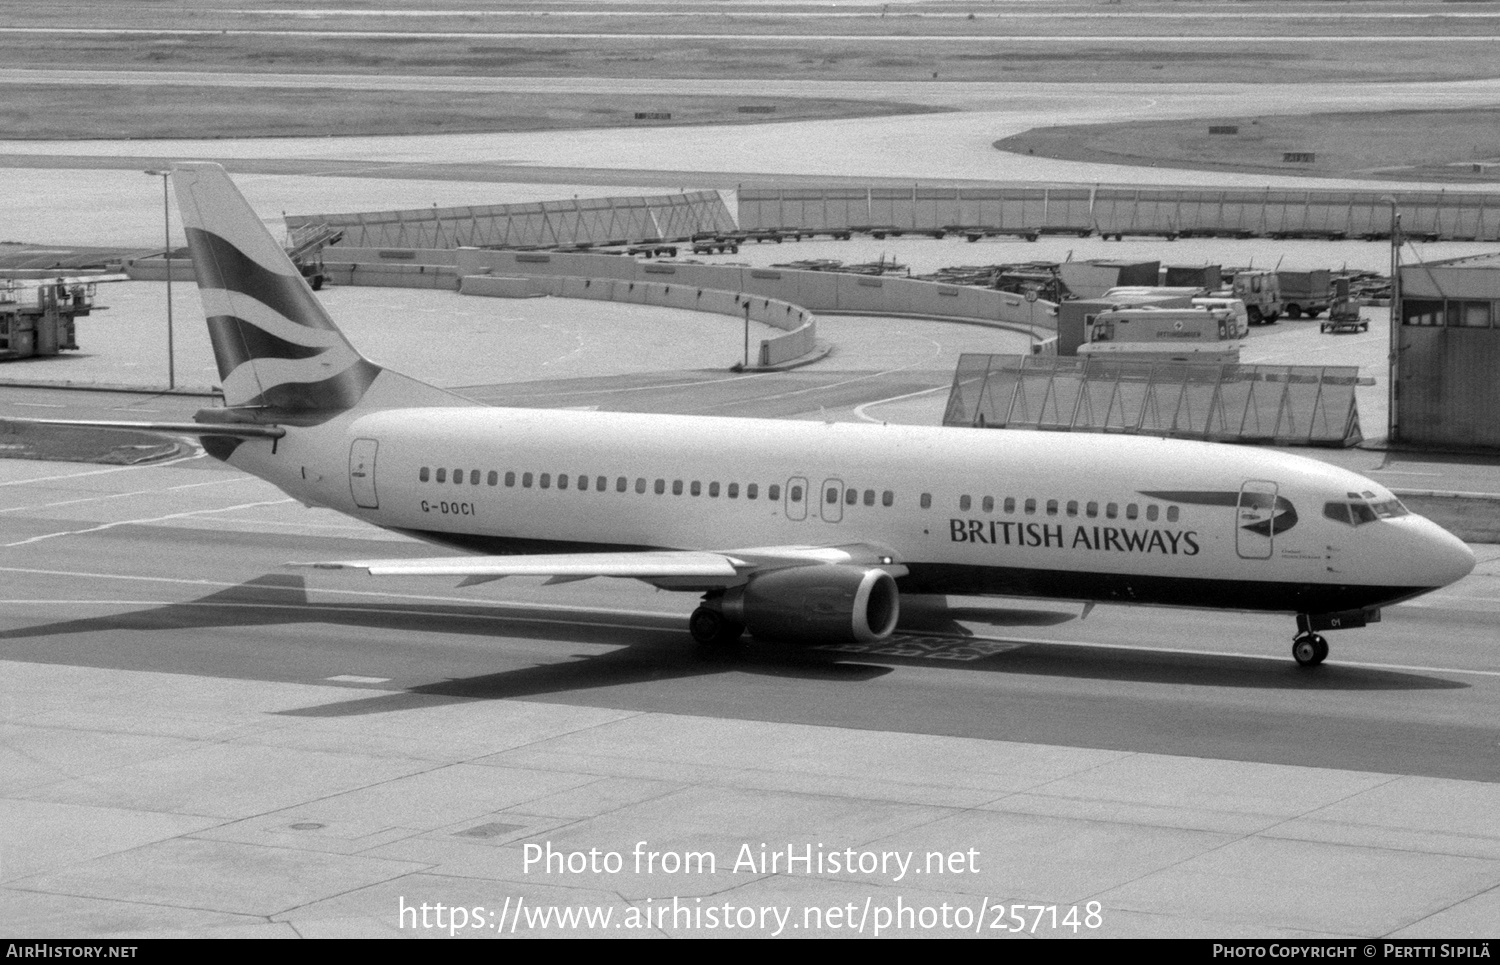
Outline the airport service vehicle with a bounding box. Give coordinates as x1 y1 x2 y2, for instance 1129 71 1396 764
1277 269 1333 319
1100 289 1251 340
1231 270 1282 325
20 165 1476 668
1078 307 1243 363
1320 278 1369 334
1190 297 1250 338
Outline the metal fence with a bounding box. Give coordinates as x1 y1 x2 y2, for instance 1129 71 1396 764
943 354 1362 447
741 184 1500 241
285 191 736 249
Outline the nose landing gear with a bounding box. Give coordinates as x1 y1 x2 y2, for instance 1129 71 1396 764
1292 632 1329 667
1291 608 1378 667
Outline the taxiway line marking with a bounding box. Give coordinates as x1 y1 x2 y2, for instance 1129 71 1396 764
0 599 677 635
2 498 294 548
0 450 206 487
854 385 948 423
0 475 257 515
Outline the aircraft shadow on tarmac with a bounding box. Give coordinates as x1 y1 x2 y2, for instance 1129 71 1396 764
0 574 1465 713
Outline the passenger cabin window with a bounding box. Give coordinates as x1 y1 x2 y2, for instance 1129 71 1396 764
1024 498 1036 515
863 489 875 507
845 488 858 506
789 485 802 503
1126 503 1138 520
827 487 840 505
982 496 994 513
710 482 720 497
1106 503 1118 519
1146 505 1158 521
750 484 760 500
655 479 666 495
728 483 740 499
506 471 516 487
523 472 534 488
959 495 971 511
1004 497 1015 514
1046 499 1058 516
436 468 447 483
920 493 931 509
488 471 498 486
1086 501 1098 518
882 491 894 507
419 467 430 482
1167 506 1179 522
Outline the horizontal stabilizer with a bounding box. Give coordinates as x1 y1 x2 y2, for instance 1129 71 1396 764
3 417 284 440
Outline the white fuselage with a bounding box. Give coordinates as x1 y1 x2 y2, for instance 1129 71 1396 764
222 405 1475 616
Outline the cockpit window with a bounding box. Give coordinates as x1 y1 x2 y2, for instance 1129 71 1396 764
1324 497 1409 527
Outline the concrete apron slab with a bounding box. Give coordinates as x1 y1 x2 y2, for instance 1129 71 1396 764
2 659 1496 939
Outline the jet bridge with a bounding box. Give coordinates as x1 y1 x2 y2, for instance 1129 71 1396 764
943 354 1363 448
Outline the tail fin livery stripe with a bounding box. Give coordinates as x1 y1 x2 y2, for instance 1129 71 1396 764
223 357 382 412
185 227 341 333
206 316 331 371
198 292 346 347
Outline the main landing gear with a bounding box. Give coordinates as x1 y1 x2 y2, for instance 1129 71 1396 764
1292 632 1329 667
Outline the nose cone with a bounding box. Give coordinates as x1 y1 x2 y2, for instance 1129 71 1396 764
1414 516 1477 589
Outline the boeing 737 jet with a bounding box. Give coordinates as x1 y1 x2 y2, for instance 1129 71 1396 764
19 164 1477 666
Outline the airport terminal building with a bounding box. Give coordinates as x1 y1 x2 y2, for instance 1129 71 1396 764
1397 253 1500 450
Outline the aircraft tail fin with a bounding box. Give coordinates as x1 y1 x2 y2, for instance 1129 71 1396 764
172 162 466 415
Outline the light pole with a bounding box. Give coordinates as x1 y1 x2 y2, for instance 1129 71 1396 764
1382 195 1401 443
144 169 174 389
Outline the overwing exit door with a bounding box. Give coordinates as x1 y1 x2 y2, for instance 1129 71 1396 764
820 478 845 523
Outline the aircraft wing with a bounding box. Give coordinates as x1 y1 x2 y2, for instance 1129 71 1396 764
296 543 905 588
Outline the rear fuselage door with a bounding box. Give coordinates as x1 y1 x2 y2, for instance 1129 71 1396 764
820 478 845 523
349 438 379 509
1236 480 1277 559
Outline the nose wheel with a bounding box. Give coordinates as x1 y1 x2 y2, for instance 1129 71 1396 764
1292 633 1329 667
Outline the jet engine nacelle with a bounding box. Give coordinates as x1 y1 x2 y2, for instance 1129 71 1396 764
727 565 900 643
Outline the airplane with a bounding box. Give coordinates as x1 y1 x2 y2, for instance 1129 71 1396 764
15 163 1476 668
